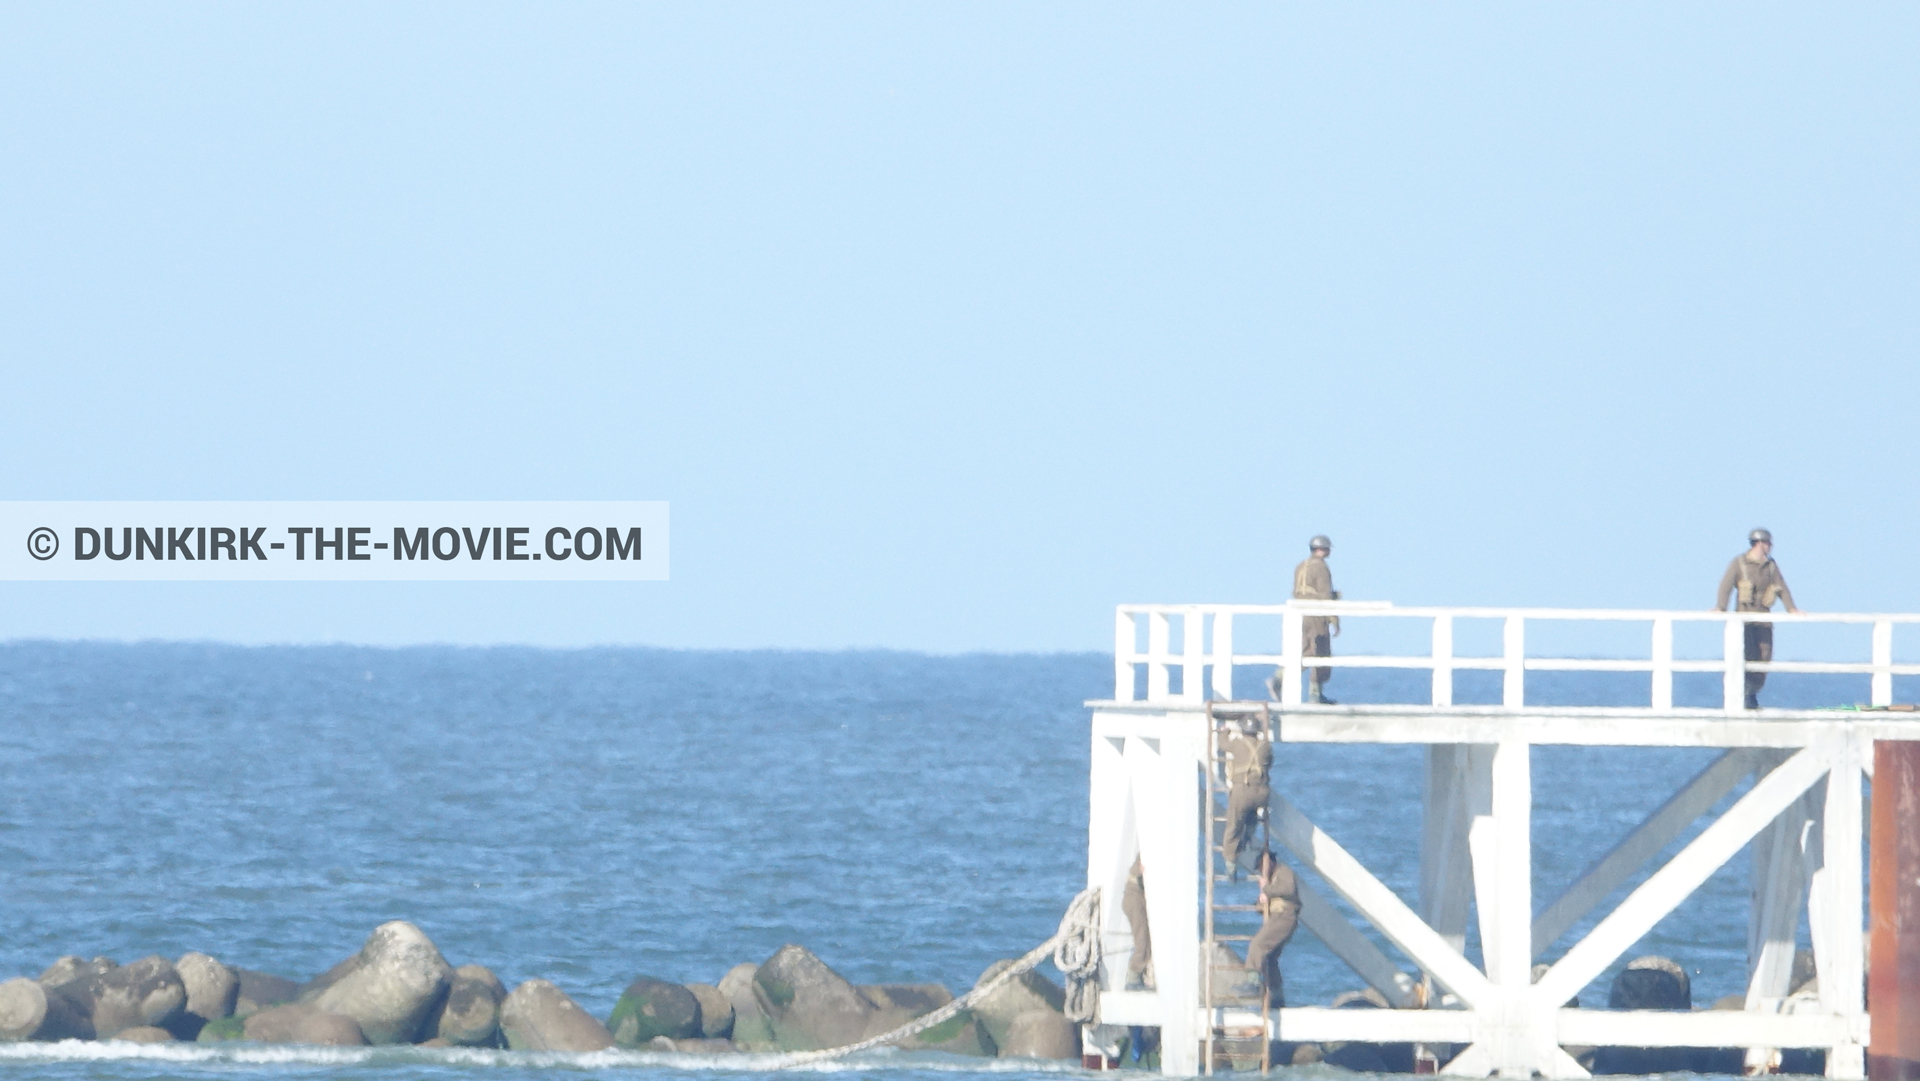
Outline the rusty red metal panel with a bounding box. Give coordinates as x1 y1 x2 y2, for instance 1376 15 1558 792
1870 742 1920 1080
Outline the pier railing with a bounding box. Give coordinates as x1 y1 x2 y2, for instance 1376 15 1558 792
1113 603 1920 710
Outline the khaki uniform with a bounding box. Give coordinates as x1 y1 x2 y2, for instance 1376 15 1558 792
1122 855 1153 987
1221 732 1273 871
1293 555 1336 687
1247 862 1300 1007
1716 552 1796 697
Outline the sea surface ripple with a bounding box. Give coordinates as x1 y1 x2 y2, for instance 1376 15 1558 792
0 643 1850 1079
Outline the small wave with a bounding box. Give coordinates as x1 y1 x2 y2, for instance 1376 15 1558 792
0 1039 1085 1073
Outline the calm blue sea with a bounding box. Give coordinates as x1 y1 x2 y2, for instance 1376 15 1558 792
0 643 1864 1079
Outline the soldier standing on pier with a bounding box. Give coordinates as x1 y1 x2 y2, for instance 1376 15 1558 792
1295 535 1340 704
1221 718 1273 877
1715 528 1800 710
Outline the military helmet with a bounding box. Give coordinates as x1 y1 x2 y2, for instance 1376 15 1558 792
1749 528 1773 546
1309 534 1331 552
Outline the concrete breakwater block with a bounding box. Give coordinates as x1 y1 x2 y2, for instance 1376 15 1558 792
233 969 300 1016
0 977 92 1042
430 964 505 1047
56 955 189 1040
297 921 453 1045
970 958 1066 1052
997 1009 1078 1060
718 963 775 1050
175 952 240 1038
6 927 1073 1061
499 978 614 1052
244 1003 368 1046
38 957 116 989
859 982 996 1056
753 944 875 1051
608 977 703 1048
1590 955 1696 1076
684 982 734 1039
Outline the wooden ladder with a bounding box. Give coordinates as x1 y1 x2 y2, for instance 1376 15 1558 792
1202 701 1275 1075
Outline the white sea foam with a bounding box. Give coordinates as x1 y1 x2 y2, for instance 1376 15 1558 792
0 1039 1082 1073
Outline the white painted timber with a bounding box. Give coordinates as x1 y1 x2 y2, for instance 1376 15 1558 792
1114 602 1920 712
1533 746 1830 1010
1817 731 1867 1079
1554 1008 1863 1048
1533 748 1760 956
1744 748 1816 1073
1269 792 1494 1007
1272 1006 1476 1043
1421 745 1476 961
1098 990 1162 1026
1093 599 1920 1077
1294 875 1420 1008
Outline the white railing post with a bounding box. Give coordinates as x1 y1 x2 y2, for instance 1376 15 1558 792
1281 606 1303 705
1431 615 1454 707
1872 619 1893 708
1115 608 1136 702
1180 608 1203 703
1651 617 1674 711
1148 611 1171 701
1724 616 1746 711
1502 615 1525 708
1211 610 1235 701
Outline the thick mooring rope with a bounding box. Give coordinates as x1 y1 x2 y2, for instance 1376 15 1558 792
1053 887 1102 1023
767 887 1101 1068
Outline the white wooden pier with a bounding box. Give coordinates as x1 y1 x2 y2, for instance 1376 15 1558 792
1086 601 1920 1077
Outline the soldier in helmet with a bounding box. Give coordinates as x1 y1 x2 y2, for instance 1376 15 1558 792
1220 717 1273 877
1293 536 1340 704
1246 848 1301 1008
1715 528 1801 709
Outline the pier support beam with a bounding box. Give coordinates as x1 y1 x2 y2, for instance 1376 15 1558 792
1746 749 1818 1074
1087 713 1205 1076
1869 742 1920 1081
1421 744 1475 964
1090 703 1893 1078
1817 733 1865 1079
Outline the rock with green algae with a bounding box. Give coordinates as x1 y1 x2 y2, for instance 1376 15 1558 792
858 984 995 1057
716 964 775 1051
196 1015 247 1043
607 977 702 1048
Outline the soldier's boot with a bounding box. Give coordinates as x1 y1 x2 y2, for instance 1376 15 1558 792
1309 680 1337 705
1265 672 1282 701
1744 692 1760 710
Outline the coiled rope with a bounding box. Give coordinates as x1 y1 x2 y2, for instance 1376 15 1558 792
767 886 1101 1068
1053 886 1102 1024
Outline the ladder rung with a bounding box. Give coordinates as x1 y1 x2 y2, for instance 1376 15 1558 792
1213 904 1262 912
1213 934 1255 942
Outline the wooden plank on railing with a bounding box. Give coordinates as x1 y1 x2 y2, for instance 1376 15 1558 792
1502 615 1525 708
1723 617 1745 711
1873 620 1894 707
1652 617 1674 710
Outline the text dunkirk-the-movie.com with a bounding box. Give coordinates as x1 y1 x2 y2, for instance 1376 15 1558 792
1 502 668 581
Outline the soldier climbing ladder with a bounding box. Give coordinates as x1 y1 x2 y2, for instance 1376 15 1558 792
1202 702 1277 1075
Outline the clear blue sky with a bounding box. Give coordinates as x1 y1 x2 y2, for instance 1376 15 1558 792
2 4 1915 651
